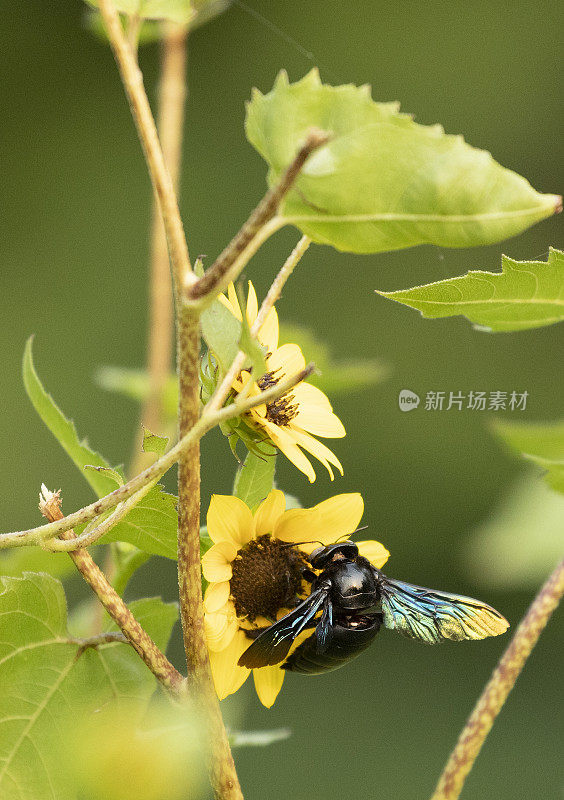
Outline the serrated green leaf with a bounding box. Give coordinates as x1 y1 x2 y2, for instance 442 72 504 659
246 70 560 254
465 473 564 589
279 323 387 393
233 451 276 510
84 0 194 23
201 298 241 376
95 365 178 421
84 463 124 486
0 573 178 800
493 417 564 494
101 485 179 559
0 547 76 580
23 338 118 498
142 427 169 457
378 248 564 331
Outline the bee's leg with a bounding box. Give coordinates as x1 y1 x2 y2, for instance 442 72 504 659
301 567 317 584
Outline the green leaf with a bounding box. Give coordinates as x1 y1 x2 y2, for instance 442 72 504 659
0 573 178 800
201 298 241 376
493 417 564 494
246 70 560 254
106 596 178 654
465 473 564 589
84 0 194 23
142 427 169 457
111 545 152 596
84 464 124 486
378 248 564 332
101 485 179 559
279 323 387 393
95 365 178 421
233 450 276 510
23 338 118 497
0 546 76 581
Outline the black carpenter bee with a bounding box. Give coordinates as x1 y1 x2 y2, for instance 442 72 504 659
238 541 509 674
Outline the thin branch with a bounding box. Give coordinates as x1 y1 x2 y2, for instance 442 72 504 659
125 13 142 58
206 234 312 414
430 557 564 800
43 479 158 552
135 23 188 465
186 129 329 306
0 364 314 550
74 631 128 650
97 0 194 292
39 486 185 695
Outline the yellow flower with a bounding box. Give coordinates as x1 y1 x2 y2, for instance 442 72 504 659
219 282 346 482
201 490 389 707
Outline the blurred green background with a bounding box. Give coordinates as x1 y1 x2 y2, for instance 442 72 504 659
1 1 562 798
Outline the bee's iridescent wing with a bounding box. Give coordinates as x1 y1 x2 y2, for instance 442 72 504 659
238 587 328 668
378 575 509 644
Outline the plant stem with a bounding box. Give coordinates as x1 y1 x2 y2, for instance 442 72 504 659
97 0 195 292
206 234 311 414
187 129 329 305
1 364 313 550
177 307 243 799
132 23 189 474
430 557 564 800
38 486 184 695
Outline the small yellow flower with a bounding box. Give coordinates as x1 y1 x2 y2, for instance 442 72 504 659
201 490 389 707
219 282 345 482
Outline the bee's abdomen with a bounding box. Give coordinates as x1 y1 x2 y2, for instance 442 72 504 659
282 617 381 675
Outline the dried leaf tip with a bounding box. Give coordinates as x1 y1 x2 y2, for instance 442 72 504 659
39 484 62 522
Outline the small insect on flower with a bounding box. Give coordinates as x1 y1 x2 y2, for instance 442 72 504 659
218 282 346 482
201 490 388 706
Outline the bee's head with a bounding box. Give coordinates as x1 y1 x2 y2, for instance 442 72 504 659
308 540 359 569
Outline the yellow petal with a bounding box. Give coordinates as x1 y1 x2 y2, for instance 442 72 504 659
207 494 255 546
209 629 250 700
201 541 238 582
246 281 258 326
292 385 346 438
274 507 321 544
254 489 286 536
314 493 364 541
252 665 285 708
261 419 316 482
203 581 231 613
204 603 238 652
357 539 390 569
289 428 344 480
276 494 363 551
259 306 279 353
227 283 242 320
267 343 306 376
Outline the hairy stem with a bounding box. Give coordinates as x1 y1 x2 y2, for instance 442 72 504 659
431 557 564 800
205 234 311 414
187 129 329 305
97 0 194 292
39 486 184 695
141 24 188 441
177 308 243 799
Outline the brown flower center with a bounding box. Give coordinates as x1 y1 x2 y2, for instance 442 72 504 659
265 393 299 426
230 535 307 621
